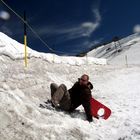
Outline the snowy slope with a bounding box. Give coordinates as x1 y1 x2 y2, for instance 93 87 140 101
0 32 140 140
0 32 106 65
87 33 140 65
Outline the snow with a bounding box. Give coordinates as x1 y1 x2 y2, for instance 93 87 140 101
87 33 140 65
0 32 140 140
0 32 106 65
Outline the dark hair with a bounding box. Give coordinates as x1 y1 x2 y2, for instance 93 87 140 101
81 74 89 81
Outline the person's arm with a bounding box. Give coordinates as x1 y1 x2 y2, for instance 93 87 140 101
81 88 93 122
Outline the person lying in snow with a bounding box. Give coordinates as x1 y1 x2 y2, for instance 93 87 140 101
50 74 93 122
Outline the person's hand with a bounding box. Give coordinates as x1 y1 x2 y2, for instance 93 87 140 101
87 117 93 123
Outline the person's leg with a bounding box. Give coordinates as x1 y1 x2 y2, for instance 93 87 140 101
59 89 71 111
50 83 58 98
51 84 67 107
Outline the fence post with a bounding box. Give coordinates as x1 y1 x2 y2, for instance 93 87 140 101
24 11 28 67
125 55 128 67
86 54 88 65
53 54 55 63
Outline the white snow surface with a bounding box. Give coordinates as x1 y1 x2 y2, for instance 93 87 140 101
0 32 106 65
87 33 140 65
0 32 140 140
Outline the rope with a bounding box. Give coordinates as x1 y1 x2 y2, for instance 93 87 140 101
1 0 66 54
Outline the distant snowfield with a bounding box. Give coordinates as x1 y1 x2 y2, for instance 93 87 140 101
87 33 140 65
0 32 140 140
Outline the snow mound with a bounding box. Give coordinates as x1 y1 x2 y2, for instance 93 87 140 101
0 32 106 65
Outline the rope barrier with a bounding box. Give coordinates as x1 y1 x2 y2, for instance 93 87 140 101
1 0 66 54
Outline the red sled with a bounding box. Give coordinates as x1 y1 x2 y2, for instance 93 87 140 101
90 97 111 120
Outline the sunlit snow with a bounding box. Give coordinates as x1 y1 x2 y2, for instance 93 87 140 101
0 32 140 140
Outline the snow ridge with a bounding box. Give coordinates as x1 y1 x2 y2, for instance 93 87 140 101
0 32 106 65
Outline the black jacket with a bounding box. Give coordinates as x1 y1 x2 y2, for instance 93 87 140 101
68 81 93 122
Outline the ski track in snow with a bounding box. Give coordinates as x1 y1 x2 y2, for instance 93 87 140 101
0 32 140 140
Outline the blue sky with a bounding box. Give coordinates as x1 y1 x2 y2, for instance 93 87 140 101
0 0 140 55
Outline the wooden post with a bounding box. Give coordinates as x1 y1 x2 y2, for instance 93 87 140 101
125 55 128 67
86 54 88 65
24 11 28 67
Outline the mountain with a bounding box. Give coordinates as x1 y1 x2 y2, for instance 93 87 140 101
87 33 140 65
0 32 140 140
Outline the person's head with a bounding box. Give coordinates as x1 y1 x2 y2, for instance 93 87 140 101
79 74 89 86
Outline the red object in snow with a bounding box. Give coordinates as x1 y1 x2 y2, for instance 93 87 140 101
90 97 111 120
